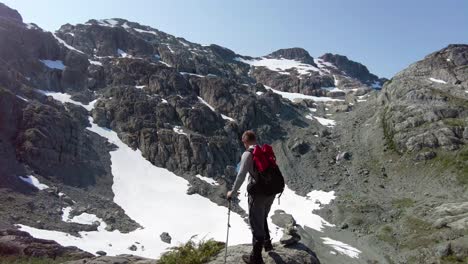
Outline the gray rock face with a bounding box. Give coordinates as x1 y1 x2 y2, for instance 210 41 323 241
431 202 468 230
380 44 468 154
320 53 384 86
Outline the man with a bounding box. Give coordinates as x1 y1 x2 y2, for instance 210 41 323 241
227 130 275 264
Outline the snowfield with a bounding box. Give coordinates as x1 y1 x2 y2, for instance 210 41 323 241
235 57 320 76
265 86 344 102
21 117 253 258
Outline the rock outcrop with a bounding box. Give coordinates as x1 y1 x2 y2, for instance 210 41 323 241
380 45 468 157
208 243 320 264
0 229 93 259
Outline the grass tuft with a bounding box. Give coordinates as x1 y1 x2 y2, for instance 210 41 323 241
157 238 225 264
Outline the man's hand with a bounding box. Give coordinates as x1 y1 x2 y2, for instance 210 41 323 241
226 191 233 200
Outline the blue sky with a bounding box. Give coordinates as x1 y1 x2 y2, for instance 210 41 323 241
4 0 467 78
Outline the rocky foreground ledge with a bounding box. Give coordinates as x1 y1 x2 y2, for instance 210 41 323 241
62 243 319 264
1 228 320 264
0 229 92 259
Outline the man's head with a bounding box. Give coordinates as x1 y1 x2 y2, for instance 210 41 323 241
241 130 257 149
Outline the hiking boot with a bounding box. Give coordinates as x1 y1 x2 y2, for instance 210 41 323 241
242 239 264 264
264 239 273 252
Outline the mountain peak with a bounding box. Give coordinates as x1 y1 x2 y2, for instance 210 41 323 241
319 53 380 84
268 47 317 66
0 2 22 23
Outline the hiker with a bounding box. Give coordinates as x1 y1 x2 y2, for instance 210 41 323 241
227 130 284 264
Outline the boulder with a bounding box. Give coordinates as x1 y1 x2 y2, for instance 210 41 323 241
160 232 172 244
335 151 351 162
280 224 301 246
450 237 468 261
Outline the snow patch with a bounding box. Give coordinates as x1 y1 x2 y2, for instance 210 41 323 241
53 34 84 54
180 72 205 78
322 87 343 92
62 207 105 229
16 95 29 102
371 80 382 89
198 96 216 111
429 77 447 84
89 60 103 66
195 175 218 186
159 61 172 67
95 19 119 27
322 237 361 258
135 85 146 89
117 49 130 58
265 86 343 102
37 90 97 111
40 60 65 70
179 40 191 47
18 175 49 190
305 111 336 127
134 28 158 35
197 97 235 121
25 23 40 30
166 45 175 53
173 126 187 136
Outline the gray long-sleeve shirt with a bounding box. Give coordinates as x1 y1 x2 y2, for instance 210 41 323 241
231 145 257 196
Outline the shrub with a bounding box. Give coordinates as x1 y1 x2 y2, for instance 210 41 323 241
157 238 225 264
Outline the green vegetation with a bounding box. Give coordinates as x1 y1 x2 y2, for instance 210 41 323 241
442 118 466 127
381 107 399 153
377 225 397 246
392 198 415 209
441 255 468 264
157 238 225 264
400 216 437 250
0 256 76 264
433 146 468 185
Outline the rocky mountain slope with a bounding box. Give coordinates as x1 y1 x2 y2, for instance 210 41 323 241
0 2 466 264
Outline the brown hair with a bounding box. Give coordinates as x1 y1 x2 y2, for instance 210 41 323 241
242 130 256 143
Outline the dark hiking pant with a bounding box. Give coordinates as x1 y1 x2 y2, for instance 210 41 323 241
248 193 275 242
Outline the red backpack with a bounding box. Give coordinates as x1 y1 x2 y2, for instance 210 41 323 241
247 144 285 196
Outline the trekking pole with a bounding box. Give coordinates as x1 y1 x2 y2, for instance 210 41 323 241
224 198 231 264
